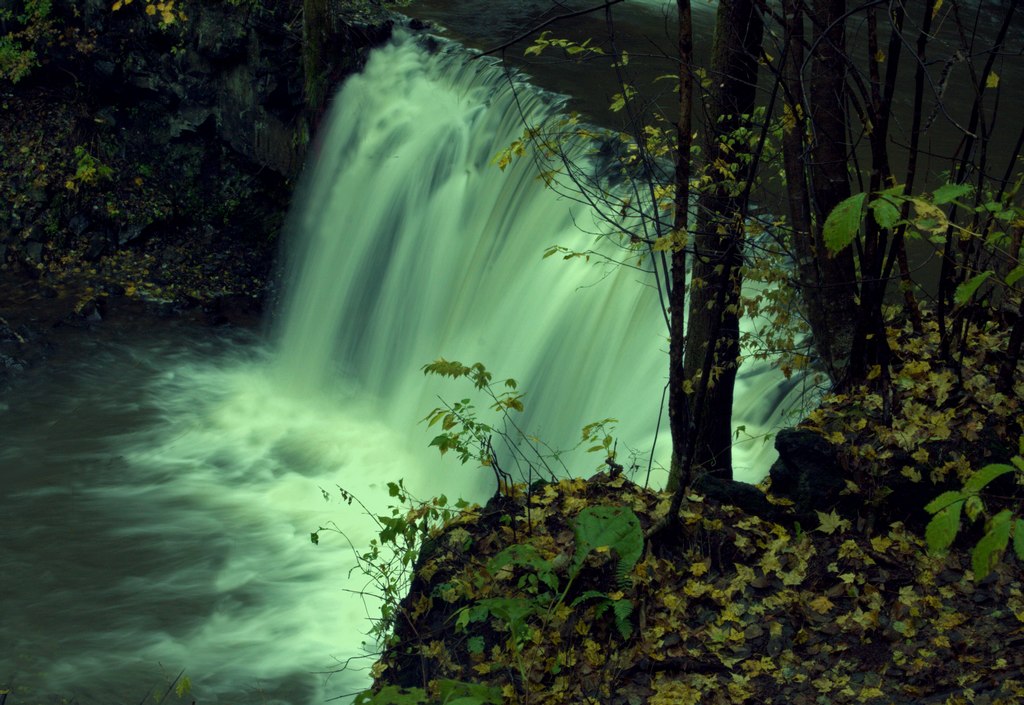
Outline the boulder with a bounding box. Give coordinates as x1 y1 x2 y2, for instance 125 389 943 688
769 427 847 519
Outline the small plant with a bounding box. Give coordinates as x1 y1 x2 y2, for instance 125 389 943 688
65 146 114 192
422 359 625 493
924 435 1024 580
422 359 549 492
312 480 475 645
456 505 642 691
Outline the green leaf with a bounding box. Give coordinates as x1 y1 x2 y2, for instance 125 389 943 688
570 590 611 608
932 182 972 205
925 500 963 553
613 598 634 639
475 597 540 631
924 490 965 514
570 506 643 582
1014 519 1024 561
1005 265 1024 287
466 636 485 655
455 603 492 630
869 196 901 229
488 543 547 574
437 680 503 705
954 271 993 306
823 192 867 254
972 509 1012 580
962 463 1015 494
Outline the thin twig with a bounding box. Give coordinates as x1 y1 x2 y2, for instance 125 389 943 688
475 0 627 58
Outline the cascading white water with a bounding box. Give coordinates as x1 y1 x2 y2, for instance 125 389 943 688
0 29 801 705
274 30 796 480
274 33 669 467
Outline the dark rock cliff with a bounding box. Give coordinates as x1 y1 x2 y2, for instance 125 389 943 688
0 0 393 384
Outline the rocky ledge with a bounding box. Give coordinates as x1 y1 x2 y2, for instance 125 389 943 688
357 471 1024 705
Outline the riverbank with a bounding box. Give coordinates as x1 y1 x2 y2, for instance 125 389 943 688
357 469 1024 705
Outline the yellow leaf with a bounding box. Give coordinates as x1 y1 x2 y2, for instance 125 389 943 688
145 3 156 13
874 50 885 63
858 686 885 700
112 0 123 9
900 465 922 482
816 509 852 535
870 535 893 552
911 198 948 233
683 580 712 598
812 676 834 693
808 595 834 614
986 71 999 89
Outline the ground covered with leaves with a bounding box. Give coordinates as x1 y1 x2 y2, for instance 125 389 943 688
366 470 1024 705
795 311 1024 532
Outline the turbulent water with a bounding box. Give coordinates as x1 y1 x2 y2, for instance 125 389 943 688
1 30 801 704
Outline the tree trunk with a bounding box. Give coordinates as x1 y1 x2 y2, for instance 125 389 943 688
780 0 839 376
802 0 859 381
678 0 763 481
667 0 695 492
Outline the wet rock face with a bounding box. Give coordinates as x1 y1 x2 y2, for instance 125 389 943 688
72 0 309 177
67 0 394 178
0 0 395 313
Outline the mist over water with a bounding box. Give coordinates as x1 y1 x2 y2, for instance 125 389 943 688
1 30 797 704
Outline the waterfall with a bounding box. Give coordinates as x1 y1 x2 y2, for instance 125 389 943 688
0 28 802 705
273 29 794 483
274 32 664 466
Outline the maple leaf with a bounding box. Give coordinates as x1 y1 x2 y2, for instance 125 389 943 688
815 509 852 535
